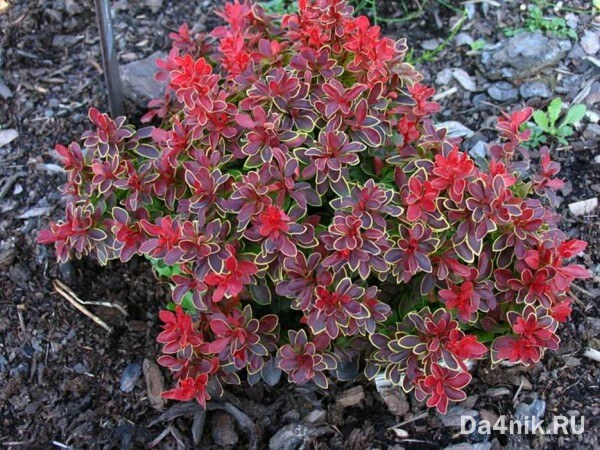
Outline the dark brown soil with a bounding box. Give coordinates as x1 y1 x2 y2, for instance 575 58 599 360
0 0 598 449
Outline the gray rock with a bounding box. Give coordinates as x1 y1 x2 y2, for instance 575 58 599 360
584 123 600 140
211 411 239 448
519 81 551 99
120 51 167 107
0 129 18 148
0 78 12 99
469 140 488 159
422 38 442 50
479 32 571 81
120 363 142 392
473 94 489 108
568 44 586 60
439 406 479 428
269 424 332 450
452 69 477 92
581 30 600 55
282 409 301 423
515 398 546 425
436 68 453 86
443 444 492 450
304 409 327 424
455 32 474 47
64 0 82 15
437 121 474 139
488 82 519 102
144 0 163 13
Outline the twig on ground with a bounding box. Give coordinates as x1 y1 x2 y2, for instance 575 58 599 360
567 291 586 309
53 280 113 333
388 411 429 429
512 377 525 404
571 283 595 298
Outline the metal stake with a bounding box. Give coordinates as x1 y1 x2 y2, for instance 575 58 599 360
94 0 124 117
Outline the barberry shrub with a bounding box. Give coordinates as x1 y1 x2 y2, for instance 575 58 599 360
39 0 590 414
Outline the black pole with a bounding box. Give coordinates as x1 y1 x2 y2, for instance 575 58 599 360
94 0 124 117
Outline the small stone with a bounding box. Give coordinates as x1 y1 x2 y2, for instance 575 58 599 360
488 82 519 102
304 409 327 424
584 123 600 140
568 44 586 60
515 398 546 424
142 358 165 410
64 0 82 15
0 78 12 99
452 68 477 92
443 443 492 450
568 197 598 216
0 129 18 148
469 140 488 159
581 30 600 55
120 51 167 107
473 94 488 108
437 121 474 139
9 362 29 378
479 31 571 81
211 411 238 448
336 385 365 408
455 32 474 47
144 0 163 13
519 81 551 99
72 363 87 374
436 68 453 86
390 426 409 438
282 409 301 423
421 38 442 50
269 424 332 450
462 395 479 409
120 362 142 393
439 406 479 428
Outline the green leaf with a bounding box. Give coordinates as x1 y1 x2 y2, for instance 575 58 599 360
179 292 197 312
547 98 563 126
559 125 574 138
562 104 586 126
533 110 549 131
477 331 497 343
